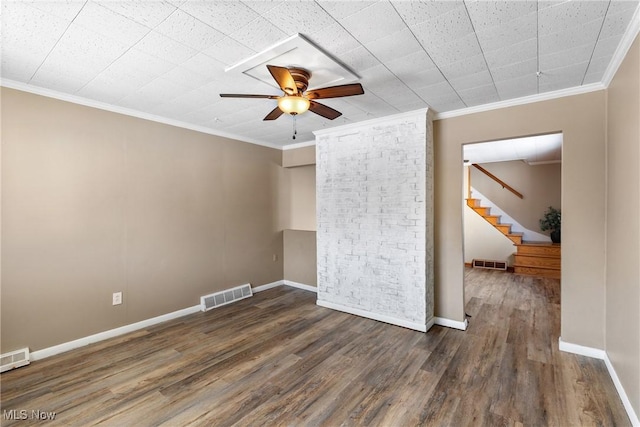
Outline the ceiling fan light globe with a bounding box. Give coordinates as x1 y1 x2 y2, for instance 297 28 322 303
278 96 310 115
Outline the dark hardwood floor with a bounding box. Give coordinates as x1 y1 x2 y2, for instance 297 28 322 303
1 268 630 426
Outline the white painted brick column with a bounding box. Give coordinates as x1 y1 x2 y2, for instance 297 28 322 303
314 109 434 331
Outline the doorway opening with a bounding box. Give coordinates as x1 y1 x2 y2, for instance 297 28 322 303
462 132 562 343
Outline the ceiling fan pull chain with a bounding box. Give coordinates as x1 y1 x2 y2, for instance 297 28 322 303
292 115 297 140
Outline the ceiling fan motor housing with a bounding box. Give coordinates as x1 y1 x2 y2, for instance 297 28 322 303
288 67 311 93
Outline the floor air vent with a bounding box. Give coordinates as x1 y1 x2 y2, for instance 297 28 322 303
1 348 30 373
472 259 508 271
201 284 253 312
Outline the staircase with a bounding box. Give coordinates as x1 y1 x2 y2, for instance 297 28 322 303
466 198 561 279
513 243 561 279
466 199 523 244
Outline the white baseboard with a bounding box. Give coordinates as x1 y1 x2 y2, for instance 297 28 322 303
251 280 285 293
283 280 317 293
558 337 606 359
604 354 640 426
31 305 201 361
316 299 429 332
434 316 468 331
252 280 318 293
559 338 639 425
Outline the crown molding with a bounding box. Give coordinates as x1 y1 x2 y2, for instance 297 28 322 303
602 5 640 87
313 108 430 137
433 82 606 120
281 139 316 150
0 79 283 150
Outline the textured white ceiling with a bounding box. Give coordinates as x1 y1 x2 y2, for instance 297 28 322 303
464 133 563 165
2 0 639 148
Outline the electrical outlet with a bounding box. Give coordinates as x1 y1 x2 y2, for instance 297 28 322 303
112 292 122 306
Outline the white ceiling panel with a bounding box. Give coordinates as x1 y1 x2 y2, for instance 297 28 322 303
474 12 537 52
31 24 130 91
439 53 488 80
540 44 593 71
538 0 609 36
155 9 225 51
1 2 70 59
26 0 85 21
466 1 537 31
179 1 258 35
241 0 283 16
492 58 538 82
494 74 539 99
98 1 177 28
464 133 562 165
539 18 603 54
425 33 483 66
227 17 288 51
2 0 638 148
449 70 494 92
391 0 462 28
73 1 149 45
338 1 407 45
364 29 424 64
483 38 537 69
314 0 377 21
306 23 361 57
262 1 335 35
600 9 638 39
135 31 198 65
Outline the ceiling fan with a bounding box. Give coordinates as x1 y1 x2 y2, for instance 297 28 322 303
219 64 364 121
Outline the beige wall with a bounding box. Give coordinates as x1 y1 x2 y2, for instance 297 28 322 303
1 88 284 352
281 164 316 231
283 229 317 286
606 35 640 417
281 146 318 287
435 90 607 348
470 160 561 234
282 145 315 168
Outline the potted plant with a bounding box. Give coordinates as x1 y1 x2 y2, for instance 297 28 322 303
540 206 561 243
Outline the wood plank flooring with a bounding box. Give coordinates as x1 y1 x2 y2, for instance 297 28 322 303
1 268 630 426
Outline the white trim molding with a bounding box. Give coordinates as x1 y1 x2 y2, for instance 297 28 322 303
434 83 605 120
558 337 606 359
251 280 285 293
283 280 317 293
434 317 469 331
559 338 639 426
281 140 315 150
31 305 201 360
604 355 640 426
316 300 431 332
602 4 640 87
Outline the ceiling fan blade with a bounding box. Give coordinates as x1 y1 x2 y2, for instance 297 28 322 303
267 65 298 95
306 83 364 100
263 107 284 121
219 94 278 99
309 100 342 120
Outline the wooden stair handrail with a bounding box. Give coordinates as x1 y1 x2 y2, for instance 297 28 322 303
472 164 523 199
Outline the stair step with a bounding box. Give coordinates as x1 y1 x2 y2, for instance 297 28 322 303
507 234 523 244
516 243 561 257
466 198 481 207
514 256 561 269
514 265 561 279
472 207 490 216
495 224 512 233
483 215 501 225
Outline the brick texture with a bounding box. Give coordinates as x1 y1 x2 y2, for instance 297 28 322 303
316 111 434 329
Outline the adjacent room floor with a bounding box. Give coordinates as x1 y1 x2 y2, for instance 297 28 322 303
0 268 629 426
